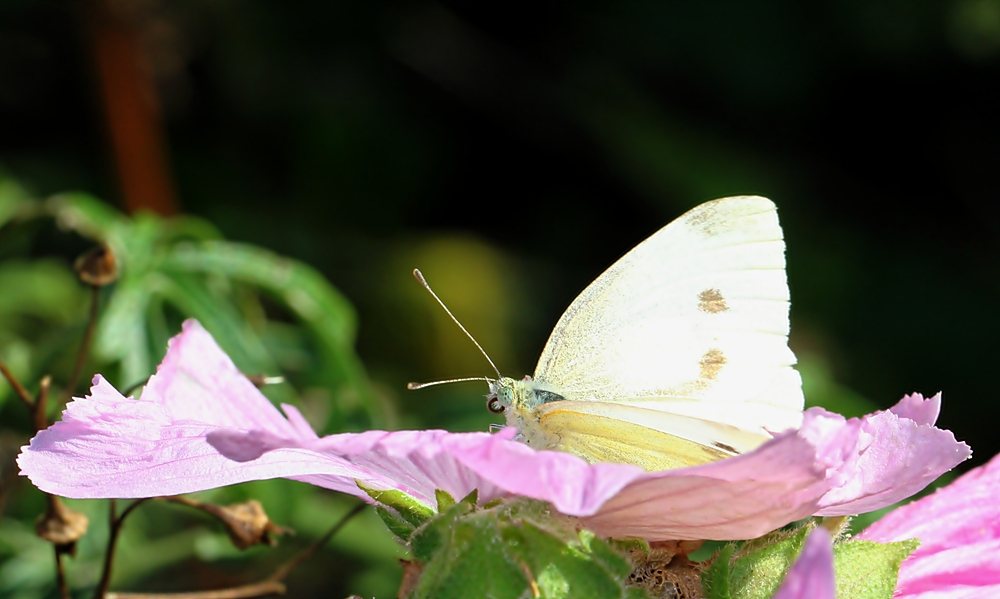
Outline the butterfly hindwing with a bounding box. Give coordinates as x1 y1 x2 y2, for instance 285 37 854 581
534 401 743 471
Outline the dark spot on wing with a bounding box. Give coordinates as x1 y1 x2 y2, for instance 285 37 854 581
684 202 722 235
698 288 729 314
713 442 739 454
699 348 726 380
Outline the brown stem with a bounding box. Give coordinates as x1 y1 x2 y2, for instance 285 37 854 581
0 360 34 410
122 377 151 398
161 496 201 510
105 581 286 599
0 371 50 512
266 502 367 584
63 285 101 405
99 502 367 599
55 547 71 599
93 499 150 599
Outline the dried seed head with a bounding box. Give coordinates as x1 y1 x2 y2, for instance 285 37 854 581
74 244 118 286
35 497 89 550
213 499 291 549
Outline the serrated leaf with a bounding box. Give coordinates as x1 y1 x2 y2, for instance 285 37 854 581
833 539 918 599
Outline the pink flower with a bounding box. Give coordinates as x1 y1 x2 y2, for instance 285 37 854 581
857 451 1000 597
18 320 970 541
772 528 836 599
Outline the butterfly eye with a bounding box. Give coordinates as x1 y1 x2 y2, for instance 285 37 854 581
487 397 505 414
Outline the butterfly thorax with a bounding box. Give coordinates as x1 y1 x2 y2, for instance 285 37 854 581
489 376 566 450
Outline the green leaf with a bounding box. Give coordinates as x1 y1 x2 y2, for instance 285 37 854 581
409 509 527 599
403 499 649 599
578 530 634 580
833 539 919 599
0 176 35 228
161 240 385 429
409 498 476 563
163 241 356 345
505 522 637 599
156 270 277 373
94 275 153 387
0 260 86 325
45 192 131 245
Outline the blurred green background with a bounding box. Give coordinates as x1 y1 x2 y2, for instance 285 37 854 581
1 0 999 597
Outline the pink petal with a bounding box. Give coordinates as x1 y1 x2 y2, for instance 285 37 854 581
455 401 965 540
16 321 527 507
546 410 852 540
890 392 942 427
896 589 1000 599
441 430 644 516
857 452 1000 597
17 320 972 544
893 539 1000 596
140 320 307 436
772 528 836 599
294 428 521 505
815 395 971 516
16 373 382 499
859 452 1000 555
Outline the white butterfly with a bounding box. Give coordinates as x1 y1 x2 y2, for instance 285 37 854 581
414 196 804 472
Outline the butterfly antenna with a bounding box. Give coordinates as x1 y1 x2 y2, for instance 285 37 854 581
407 377 491 391
412 268 503 379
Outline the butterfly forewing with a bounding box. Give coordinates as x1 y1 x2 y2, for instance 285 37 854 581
531 196 803 437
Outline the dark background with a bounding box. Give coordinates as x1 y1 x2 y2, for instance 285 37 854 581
5 0 999 479
2 0 999 595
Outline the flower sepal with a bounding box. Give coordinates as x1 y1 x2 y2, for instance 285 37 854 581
358 480 437 541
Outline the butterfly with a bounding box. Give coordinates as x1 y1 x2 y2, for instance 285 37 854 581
412 196 804 472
